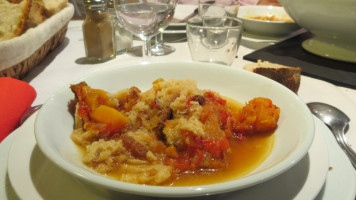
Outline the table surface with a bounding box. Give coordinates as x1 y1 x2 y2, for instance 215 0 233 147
2 11 356 199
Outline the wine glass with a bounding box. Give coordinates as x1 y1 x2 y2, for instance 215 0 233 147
114 0 177 61
151 32 175 56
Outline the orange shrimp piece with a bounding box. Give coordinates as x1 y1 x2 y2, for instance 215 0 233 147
241 97 280 132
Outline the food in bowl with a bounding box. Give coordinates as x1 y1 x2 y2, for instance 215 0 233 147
70 78 280 186
237 6 300 35
244 13 294 23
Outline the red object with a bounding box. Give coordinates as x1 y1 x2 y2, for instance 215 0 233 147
0 77 36 142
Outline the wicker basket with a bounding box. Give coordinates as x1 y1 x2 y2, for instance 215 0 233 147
0 3 74 79
0 24 68 79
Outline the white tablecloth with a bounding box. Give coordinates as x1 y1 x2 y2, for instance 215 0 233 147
1 5 356 197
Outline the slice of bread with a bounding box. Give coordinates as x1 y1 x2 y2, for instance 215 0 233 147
42 0 68 17
243 60 301 93
0 0 32 42
0 0 68 42
27 0 46 28
6 0 22 3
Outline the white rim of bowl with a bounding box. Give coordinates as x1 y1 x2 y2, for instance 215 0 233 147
34 61 314 197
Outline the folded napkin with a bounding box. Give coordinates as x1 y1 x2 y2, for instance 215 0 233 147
0 77 36 142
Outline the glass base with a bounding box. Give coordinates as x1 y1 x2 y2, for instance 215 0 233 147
151 44 176 56
126 46 143 57
76 54 115 64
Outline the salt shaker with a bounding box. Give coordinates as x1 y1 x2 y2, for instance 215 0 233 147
107 0 133 54
83 0 115 62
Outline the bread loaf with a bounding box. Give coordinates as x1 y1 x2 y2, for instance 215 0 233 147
26 0 69 27
27 0 46 28
243 60 301 93
43 0 68 16
0 0 68 42
0 0 32 42
6 0 22 3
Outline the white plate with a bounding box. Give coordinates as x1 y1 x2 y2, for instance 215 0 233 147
237 6 300 36
34 61 314 197
3 111 354 199
164 4 198 34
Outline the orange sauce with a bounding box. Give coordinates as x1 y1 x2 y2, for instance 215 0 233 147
165 98 274 186
165 131 274 186
77 97 275 186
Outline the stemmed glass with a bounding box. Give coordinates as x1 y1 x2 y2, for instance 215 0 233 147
114 0 177 61
151 32 175 56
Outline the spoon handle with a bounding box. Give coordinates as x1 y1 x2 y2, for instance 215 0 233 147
332 128 356 169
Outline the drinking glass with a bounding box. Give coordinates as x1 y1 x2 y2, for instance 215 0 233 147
186 16 243 66
114 0 177 61
199 0 239 17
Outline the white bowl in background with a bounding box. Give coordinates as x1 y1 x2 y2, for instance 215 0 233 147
279 0 356 63
35 61 314 197
237 6 301 36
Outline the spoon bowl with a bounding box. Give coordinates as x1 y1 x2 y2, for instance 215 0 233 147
307 102 350 130
307 102 356 169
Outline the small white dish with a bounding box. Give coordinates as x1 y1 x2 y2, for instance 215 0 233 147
237 6 300 36
34 61 314 197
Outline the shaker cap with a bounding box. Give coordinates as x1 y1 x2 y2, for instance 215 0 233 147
107 0 114 8
84 0 108 10
84 0 107 4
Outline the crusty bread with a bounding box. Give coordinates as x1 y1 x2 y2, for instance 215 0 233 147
23 0 68 27
0 0 32 42
0 0 68 42
6 0 22 3
243 60 301 93
27 0 46 28
42 0 68 16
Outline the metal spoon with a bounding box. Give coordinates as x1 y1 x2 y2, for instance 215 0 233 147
19 104 42 125
307 102 356 169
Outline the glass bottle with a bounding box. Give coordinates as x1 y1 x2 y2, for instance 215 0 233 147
83 0 115 62
107 0 133 54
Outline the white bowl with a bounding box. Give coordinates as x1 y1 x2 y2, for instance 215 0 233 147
35 61 314 197
279 0 356 63
237 6 301 36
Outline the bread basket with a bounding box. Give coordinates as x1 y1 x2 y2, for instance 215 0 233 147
0 3 74 79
